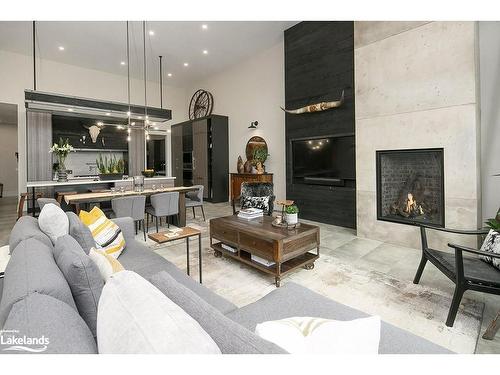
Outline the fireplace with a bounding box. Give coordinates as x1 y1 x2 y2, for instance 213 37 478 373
376 148 444 227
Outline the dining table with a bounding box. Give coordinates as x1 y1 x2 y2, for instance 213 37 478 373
64 186 199 227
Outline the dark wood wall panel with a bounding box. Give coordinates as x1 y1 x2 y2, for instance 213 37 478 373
285 21 356 229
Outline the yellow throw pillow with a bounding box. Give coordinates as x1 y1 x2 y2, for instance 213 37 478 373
89 248 125 282
79 206 125 258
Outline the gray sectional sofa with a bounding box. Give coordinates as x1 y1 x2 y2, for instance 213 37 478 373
0 214 451 354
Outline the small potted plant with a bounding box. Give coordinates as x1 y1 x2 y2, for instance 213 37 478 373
96 154 125 181
252 147 270 174
284 204 299 225
485 208 500 233
49 137 74 182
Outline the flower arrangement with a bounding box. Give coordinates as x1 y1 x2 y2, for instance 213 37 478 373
49 137 74 171
252 147 270 174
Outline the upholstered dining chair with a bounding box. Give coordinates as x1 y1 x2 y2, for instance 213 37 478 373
146 191 179 233
414 224 499 327
232 182 275 216
111 195 147 241
185 185 205 221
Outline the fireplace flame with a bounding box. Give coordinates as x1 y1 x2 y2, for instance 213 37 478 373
403 193 424 216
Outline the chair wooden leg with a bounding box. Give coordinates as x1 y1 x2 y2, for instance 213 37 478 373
413 255 427 284
167 216 170 228
135 221 138 235
192 206 196 219
142 219 146 241
201 205 206 221
446 285 466 327
155 216 159 233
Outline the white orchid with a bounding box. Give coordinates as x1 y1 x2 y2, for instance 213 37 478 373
49 138 74 171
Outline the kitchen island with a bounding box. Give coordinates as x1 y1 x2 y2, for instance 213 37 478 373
26 176 176 216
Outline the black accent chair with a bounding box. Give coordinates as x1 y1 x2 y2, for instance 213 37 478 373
414 224 500 327
232 182 275 216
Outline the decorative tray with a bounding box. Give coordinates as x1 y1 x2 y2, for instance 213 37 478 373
271 220 300 230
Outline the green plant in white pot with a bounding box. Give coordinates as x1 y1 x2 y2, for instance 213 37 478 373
285 204 299 225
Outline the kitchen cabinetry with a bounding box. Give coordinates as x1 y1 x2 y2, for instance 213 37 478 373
171 115 228 203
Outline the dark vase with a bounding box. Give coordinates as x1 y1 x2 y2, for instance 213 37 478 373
99 173 124 181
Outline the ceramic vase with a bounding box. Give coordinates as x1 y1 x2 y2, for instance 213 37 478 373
237 156 244 173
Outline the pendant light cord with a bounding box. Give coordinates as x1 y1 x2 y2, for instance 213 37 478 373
143 21 148 131
126 21 131 127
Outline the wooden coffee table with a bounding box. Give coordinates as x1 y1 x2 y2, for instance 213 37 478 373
149 226 202 283
209 215 320 287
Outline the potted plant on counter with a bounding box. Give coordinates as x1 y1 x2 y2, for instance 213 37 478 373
49 138 74 182
96 154 125 181
284 204 299 225
252 147 270 174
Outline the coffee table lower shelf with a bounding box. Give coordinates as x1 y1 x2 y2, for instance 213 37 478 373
211 242 318 287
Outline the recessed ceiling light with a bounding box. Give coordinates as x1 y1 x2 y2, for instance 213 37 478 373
167 129 171 133
131 122 136 126
117 125 124 129
67 108 74 112
203 50 208 55
126 111 131 116
183 62 189 67
202 24 208 30
120 61 126 65
149 30 155 36
58 46 65 51
97 121 103 126
138 116 143 120
167 73 172 77
106 112 111 116
153 126 159 130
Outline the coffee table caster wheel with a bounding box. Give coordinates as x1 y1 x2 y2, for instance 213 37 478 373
214 250 222 258
304 263 315 270
275 277 281 288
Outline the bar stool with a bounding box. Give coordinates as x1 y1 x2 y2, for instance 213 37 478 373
111 195 147 241
146 192 179 233
17 192 42 220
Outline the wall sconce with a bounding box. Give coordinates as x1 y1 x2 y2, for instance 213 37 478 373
248 121 258 129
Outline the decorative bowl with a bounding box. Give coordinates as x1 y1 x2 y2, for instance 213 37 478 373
141 170 155 178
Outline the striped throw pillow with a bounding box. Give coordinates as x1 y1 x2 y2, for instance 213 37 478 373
79 207 125 258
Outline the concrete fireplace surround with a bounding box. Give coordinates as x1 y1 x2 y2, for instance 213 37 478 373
355 21 481 249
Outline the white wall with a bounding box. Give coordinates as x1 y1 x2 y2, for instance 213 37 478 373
187 42 286 202
479 21 500 221
0 121 18 196
0 49 188 197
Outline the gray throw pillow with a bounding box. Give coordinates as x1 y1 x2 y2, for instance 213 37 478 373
55 235 104 337
66 212 95 254
148 271 286 354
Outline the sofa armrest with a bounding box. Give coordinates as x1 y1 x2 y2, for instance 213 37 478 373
448 243 500 259
111 217 135 241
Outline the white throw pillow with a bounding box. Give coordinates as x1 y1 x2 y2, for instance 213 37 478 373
480 229 500 270
97 270 221 354
38 203 69 245
88 248 124 282
255 316 381 354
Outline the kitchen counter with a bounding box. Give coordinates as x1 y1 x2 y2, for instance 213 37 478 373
26 176 175 188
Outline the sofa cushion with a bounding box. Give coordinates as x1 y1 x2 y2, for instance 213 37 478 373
66 212 95 254
149 271 286 354
89 248 125 282
0 238 76 327
119 240 237 314
54 235 103 337
8 216 53 254
225 282 452 354
38 203 69 245
97 270 221 354
1 293 97 354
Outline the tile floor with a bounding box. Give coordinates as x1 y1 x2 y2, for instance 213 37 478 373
1 197 499 353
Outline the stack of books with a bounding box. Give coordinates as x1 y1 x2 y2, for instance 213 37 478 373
237 208 264 220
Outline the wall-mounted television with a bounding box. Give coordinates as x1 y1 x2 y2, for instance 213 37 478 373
291 134 355 186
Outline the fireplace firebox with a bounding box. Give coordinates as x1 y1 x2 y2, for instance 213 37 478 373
376 148 444 227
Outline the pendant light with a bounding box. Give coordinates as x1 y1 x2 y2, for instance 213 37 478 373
142 21 150 141
126 21 132 142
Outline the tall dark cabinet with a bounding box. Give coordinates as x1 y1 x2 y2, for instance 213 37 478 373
171 115 228 203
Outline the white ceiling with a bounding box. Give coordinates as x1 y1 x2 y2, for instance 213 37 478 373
0 21 296 87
